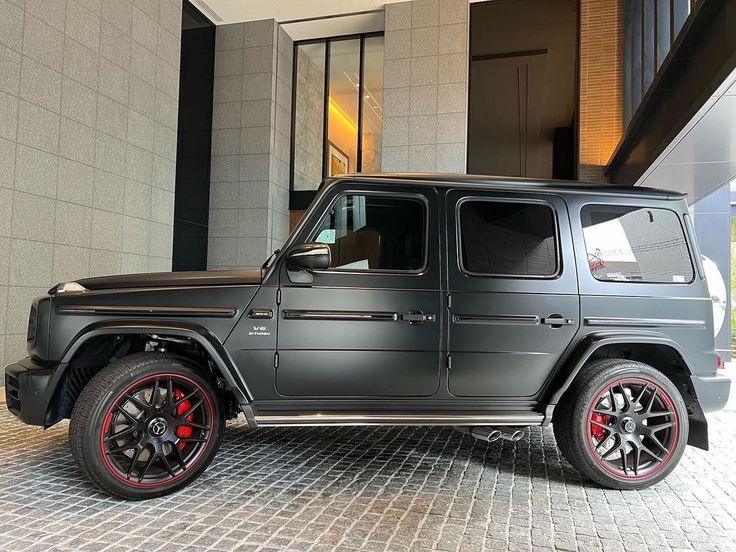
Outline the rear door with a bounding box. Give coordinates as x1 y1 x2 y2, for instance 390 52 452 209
446 190 579 398
275 184 442 398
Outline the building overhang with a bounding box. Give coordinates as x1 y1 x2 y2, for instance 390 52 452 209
607 0 736 204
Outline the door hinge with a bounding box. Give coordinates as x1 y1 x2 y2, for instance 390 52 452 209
446 354 452 370
276 288 282 305
274 351 279 368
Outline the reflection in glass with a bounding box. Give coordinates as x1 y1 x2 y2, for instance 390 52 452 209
311 195 424 271
293 43 326 191
361 36 384 173
327 39 360 177
581 206 693 283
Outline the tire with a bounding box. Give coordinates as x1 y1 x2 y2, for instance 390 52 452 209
70 352 224 500
553 359 688 490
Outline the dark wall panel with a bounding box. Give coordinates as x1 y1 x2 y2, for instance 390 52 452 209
172 2 215 271
467 0 578 179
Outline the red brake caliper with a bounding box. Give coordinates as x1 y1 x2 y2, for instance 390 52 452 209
173 388 194 449
590 412 610 440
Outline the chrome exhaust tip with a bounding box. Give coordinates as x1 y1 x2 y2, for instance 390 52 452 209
498 428 525 441
468 427 502 442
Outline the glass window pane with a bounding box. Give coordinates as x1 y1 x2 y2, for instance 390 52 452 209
361 36 384 173
326 39 360 177
581 205 694 283
311 195 425 271
293 42 326 191
459 201 558 276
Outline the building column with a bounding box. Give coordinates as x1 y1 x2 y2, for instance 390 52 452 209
693 186 732 360
381 0 469 173
208 20 292 270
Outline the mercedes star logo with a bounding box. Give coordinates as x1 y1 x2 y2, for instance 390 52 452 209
148 418 168 437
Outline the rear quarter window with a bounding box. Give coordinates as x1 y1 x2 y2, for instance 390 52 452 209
581 205 694 283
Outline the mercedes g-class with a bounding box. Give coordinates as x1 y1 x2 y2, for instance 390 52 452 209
4 174 730 499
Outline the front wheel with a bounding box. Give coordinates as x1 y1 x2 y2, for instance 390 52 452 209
70 353 224 500
553 359 688 489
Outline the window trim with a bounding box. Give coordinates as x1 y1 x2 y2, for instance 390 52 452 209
455 196 562 280
580 203 695 285
289 32 385 210
304 190 430 276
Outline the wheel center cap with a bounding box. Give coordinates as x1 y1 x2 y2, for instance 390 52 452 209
147 417 168 437
621 418 637 434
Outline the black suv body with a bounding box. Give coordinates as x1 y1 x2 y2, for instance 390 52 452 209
5 174 730 499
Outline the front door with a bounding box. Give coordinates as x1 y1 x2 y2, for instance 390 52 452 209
446 190 580 398
276 185 442 398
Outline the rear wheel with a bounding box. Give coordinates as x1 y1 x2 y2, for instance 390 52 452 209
553 359 688 489
70 353 224 500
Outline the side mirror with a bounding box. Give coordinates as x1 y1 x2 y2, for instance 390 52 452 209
286 242 331 272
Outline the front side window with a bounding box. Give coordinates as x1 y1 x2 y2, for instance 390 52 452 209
311 194 424 271
581 205 693 283
459 200 558 277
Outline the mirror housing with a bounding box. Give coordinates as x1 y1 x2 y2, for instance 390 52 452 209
286 242 331 272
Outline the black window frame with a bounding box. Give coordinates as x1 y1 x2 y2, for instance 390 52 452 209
305 190 430 275
289 32 385 211
580 203 695 285
455 197 562 280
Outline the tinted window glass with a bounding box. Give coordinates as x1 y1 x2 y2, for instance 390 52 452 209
581 205 693 283
459 201 558 276
311 195 424 271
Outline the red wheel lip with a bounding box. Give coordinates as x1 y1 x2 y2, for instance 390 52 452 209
99 372 216 489
584 376 680 481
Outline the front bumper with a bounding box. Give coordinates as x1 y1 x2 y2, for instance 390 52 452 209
5 357 60 426
692 373 731 413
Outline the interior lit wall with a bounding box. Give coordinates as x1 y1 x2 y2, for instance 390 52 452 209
578 0 624 182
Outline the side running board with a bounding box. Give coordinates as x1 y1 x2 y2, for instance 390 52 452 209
253 412 544 427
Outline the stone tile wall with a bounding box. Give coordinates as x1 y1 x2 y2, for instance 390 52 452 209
209 20 292 269
381 0 469 173
0 0 182 371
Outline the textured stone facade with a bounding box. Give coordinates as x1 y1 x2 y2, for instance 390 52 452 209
208 20 292 270
0 0 182 371
381 0 469 173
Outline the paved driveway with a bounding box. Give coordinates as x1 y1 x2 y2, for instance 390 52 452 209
0 396 735 551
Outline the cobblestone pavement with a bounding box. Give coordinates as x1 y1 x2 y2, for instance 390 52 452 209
1 398 735 552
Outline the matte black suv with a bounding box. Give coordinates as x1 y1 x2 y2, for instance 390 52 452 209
4 174 730 499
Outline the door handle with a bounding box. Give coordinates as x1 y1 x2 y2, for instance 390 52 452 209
401 312 436 324
248 308 273 319
542 315 575 327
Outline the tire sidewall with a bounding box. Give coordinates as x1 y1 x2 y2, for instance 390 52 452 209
73 356 224 500
573 362 688 489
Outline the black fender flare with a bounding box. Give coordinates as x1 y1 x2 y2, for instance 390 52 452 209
54 319 257 428
542 331 708 449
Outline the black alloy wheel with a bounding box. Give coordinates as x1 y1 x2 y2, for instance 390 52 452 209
70 353 224 500
586 377 679 479
553 359 688 489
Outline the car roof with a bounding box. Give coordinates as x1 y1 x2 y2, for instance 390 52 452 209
326 173 684 200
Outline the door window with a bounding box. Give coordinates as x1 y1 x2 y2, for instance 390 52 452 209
458 200 558 277
311 194 425 271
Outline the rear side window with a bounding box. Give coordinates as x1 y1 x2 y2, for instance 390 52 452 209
459 200 558 277
311 194 425 271
581 205 694 283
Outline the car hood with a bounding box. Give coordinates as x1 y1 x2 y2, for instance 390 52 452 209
67 269 263 292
